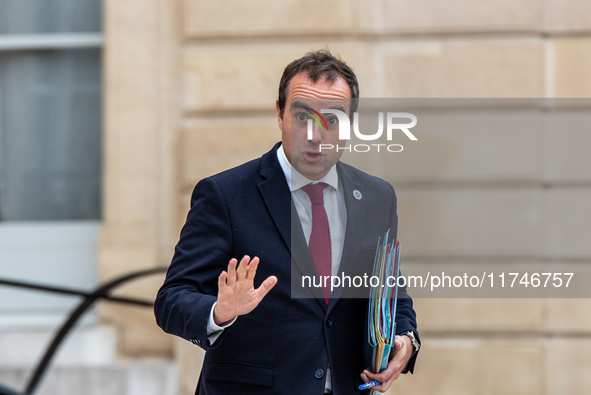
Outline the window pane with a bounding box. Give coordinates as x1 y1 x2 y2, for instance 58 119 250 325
0 49 102 221
0 0 101 34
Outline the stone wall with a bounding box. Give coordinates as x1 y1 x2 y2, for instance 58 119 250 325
101 1 591 394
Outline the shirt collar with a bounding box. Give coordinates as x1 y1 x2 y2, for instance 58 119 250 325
277 144 339 192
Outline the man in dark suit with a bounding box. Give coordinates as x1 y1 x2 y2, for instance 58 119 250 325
154 50 419 395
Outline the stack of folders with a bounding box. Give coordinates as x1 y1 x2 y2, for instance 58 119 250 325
366 230 401 394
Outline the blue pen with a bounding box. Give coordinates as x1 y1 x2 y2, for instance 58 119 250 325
358 380 381 390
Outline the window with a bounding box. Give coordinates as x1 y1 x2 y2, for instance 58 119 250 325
0 0 102 328
0 0 102 221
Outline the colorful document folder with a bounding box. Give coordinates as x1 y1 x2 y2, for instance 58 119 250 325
365 230 401 394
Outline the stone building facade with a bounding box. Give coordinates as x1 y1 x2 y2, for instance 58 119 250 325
100 1 591 394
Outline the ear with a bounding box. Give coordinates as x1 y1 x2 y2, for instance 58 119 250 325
276 100 284 130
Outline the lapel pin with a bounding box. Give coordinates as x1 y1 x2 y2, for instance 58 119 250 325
353 190 362 200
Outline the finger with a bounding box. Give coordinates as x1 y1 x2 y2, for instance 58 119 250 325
363 370 396 392
218 271 228 290
255 275 278 300
237 255 251 280
226 258 238 286
360 372 370 383
366 350 407 388
390 336 411 365
363 365 395 383
245 256 260 281
360 370 390 392
374 372 397 392
373 382 391 393
362 369 381 382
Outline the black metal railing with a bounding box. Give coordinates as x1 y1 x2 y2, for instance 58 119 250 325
0 267 167 395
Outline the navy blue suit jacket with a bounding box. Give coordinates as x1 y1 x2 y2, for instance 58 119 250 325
155 143 418 395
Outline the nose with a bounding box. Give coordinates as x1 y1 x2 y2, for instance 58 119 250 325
308 119 323 143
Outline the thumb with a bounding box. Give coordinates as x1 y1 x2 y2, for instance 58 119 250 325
255 275 278 300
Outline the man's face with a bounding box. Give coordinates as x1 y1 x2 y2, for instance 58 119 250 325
276 72 351 181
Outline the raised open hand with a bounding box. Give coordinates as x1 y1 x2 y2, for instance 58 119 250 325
213 255 278 326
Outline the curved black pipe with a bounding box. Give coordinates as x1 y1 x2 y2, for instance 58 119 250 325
0 279 154 307
0 266 167 395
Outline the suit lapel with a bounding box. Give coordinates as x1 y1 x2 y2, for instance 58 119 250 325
257 145 292 252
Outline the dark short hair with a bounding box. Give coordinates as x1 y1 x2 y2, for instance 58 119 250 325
277 49 359 118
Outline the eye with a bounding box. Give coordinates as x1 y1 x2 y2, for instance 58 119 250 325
296 113 307 122
327 117 338 125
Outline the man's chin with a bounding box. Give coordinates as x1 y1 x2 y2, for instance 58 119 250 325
293 161 330 181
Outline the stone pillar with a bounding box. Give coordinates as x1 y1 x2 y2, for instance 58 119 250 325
100 0 179 355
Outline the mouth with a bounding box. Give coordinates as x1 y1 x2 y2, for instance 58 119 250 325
303 151 324 162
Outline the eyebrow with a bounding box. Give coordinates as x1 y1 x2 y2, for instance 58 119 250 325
291 99 347 114
291 100 311 111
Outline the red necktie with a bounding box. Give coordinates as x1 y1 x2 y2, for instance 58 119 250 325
301 183 332 305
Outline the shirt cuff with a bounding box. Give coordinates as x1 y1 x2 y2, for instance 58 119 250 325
206 302 237 344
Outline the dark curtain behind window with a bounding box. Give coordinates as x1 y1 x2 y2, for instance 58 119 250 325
0 0 101 34
0 0 101 221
